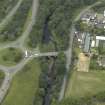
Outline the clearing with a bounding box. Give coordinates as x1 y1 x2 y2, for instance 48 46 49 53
0 48 23 66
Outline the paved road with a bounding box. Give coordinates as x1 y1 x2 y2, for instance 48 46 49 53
0 71 12 103
0 0 23 31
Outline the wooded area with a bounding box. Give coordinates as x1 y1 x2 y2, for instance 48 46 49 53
0 0 32 41
28 0 97 51
0 0 18 22
34 53 66 105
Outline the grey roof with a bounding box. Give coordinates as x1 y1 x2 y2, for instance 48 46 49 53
83 33 91 53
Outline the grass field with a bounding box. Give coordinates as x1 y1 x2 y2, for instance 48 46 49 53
0 48 23 66
2 59 41 105
65 71 105 99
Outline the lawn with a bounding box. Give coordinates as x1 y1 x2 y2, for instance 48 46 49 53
65 71 105 99
0 48 23 66
2 59 41 105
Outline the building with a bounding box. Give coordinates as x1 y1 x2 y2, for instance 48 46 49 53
75 32 91 53
83 33 91 53
91 40 95 47
104 10 105 17
96 36 105 47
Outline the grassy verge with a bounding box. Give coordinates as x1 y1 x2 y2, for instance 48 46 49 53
0 71 5 87
2 59 41 105
0 48 23 66
65 71 105 99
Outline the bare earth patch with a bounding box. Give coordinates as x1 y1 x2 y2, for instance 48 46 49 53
77 53 90 72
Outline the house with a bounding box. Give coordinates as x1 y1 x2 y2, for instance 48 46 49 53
75 32 91 53
96 36 105 47
75 32 86 48
81 12 97 24
81 12 91 24
104 10 105 17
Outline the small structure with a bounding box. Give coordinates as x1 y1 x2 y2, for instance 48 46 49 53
75 32 86 48
104 10 105 17
75 32 91 53
81 12 91 24
75 32 83 42
25 50 28 57
91 40 95 47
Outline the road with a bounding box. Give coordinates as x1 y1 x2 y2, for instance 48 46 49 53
0 0 102 103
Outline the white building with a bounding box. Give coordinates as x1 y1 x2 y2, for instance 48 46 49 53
104 10 105 17
96 36 105 47
91 40 95 47
25 50 28 57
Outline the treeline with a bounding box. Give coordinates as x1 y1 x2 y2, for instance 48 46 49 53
33 53 66 105
53 91 105 105
92 1 105 13
0 0 32 41
90 54 105 71
28 0 97 52
0 0 18 22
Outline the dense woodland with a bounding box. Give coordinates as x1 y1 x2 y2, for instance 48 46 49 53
0 0 18 22
92 1 105 13
28 0 97 52
34 53 66 105
0 0 32 41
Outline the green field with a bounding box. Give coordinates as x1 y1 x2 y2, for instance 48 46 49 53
2 59 41 105
66 71 105 99
0 48 23 66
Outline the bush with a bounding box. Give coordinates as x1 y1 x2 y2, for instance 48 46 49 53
90 54 105 70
